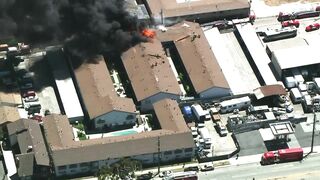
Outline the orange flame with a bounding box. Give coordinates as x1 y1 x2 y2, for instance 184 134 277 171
141 29 156 38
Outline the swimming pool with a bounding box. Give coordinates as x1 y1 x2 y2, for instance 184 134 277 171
111 129 137 136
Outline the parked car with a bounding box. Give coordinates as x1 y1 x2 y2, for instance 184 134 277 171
30 115 43 123
216 121 228 137
200 164 215 172
20 82 33 90
22 90 36 98
24 95 39 102
184 166 199 172
305 23 320 32
159 170 172 178
136 172 153 180
281 20 300 28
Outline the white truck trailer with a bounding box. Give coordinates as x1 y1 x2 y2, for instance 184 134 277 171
220 96 251 113
198 127 212 149
191 104 209 122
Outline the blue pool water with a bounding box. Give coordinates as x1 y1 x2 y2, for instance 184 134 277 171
111 129 137 136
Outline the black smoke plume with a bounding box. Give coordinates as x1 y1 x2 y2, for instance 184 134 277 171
0 0 147 59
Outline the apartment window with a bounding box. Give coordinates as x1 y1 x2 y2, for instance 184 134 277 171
97 119 105 124
184 148 193 152
80 162 89 167
69 164 78 169
58 166 66 170
174 149 182 154
126 114 134 120
164 151 172 155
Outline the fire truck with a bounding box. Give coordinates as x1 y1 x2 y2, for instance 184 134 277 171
260 148 303 165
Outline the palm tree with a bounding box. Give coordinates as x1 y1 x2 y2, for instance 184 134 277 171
96 158 142 180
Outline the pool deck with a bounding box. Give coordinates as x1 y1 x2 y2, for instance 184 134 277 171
72 118 152 141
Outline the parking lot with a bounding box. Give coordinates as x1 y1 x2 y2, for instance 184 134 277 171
11 50 60 119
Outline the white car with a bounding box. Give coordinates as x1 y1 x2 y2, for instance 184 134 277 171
159 170 172 178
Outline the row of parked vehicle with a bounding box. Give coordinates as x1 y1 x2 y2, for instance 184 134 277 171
281 19 320 32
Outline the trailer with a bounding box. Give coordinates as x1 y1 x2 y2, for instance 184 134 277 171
260 148 303 165
191 104 209 122
220 96 251 113
198 127 211 149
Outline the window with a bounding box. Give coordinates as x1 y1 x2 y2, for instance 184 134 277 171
126 115 134 120
69 164 78 169
80 163 89 167
58 166 66 170
97 119 105 124
164 151 172 155
174 149 182 154
184 148 193 152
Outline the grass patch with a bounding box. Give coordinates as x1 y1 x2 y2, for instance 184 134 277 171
77 131 87 141
74 122 85 131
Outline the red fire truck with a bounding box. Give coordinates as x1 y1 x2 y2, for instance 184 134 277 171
260 148 303 165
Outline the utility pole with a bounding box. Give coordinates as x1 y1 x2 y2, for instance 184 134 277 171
310 111 316 153
311 103 318 153
157 136 161 174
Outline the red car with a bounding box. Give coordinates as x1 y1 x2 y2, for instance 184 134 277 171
22 90 36 98
305 23 320 32
281 20 300 28
30 115 42 122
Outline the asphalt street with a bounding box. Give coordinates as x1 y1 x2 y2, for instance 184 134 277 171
198 153 320 180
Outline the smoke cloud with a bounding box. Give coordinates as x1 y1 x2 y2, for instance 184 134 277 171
0 0 147 59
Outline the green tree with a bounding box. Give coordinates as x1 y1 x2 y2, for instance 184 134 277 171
96 158 142 180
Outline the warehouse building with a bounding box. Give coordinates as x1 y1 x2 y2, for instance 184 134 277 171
46 49 84 123
42 99 195 177
271 45 320 78
142 0 250 24
122 39 182 111
235 23 278 85
204 27 260 95
72 56 137 129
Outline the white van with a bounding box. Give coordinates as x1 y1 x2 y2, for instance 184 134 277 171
290 88 302 104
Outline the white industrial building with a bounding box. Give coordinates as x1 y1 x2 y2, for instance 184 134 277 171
204 27 260 95
271 45 320 78
47 49 84 122
235 23 278 85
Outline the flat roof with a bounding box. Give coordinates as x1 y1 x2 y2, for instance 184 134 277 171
204 27 260 95
236 23 277 85
272 45 320 70
266 37 308 53
0 91 20 125
269 121 294 136
46 50 84 119
144 0 249 19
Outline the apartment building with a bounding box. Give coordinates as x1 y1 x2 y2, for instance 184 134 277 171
72 55 137 129
6 119 50 179
42 99 194 177
158 21 231 98
122 39 182 111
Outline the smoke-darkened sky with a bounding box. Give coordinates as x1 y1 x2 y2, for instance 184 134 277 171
0 0 146 58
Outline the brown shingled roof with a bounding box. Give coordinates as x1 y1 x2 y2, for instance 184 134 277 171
73 55 136 119
122 39 182 101
7 119 50 166
144 0 249 19
158 22 229 93
42 99 194 166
